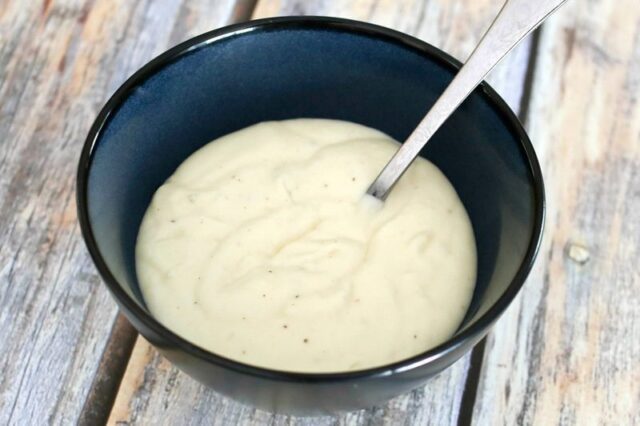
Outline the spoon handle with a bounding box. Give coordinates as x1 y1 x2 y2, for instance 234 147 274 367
367 0 567 200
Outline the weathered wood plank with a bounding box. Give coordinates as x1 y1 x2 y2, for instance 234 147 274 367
108 1 535 424
0 1 243 424
472 0 640 424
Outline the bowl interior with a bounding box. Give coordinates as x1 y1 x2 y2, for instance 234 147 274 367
84 21 540 348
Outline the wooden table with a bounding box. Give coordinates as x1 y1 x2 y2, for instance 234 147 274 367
1 0 638 424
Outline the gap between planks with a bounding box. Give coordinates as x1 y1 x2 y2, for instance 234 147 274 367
457 26 543 426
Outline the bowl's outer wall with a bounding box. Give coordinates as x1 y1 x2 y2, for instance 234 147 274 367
112 287 487 414
84 21 539 413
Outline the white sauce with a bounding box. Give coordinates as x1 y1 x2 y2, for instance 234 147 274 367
136 119 477 373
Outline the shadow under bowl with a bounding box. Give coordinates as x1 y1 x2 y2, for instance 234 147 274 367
77 16 544 415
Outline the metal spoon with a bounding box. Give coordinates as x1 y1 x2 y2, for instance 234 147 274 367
367 0 567 200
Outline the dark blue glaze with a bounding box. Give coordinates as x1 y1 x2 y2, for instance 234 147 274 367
77 17 544 414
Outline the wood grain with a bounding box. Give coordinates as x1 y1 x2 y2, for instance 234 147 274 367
471 0 640 424
107 1 535 424
0 1 244 424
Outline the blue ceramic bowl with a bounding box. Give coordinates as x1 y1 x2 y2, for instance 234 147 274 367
77 17 544 414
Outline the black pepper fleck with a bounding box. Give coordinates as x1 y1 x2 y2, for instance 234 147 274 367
295 294 299 299
303 338 308 343
413 334 417 339
170 219 176 223
283 324 288 329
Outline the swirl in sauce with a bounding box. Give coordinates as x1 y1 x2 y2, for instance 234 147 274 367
136 119 477 373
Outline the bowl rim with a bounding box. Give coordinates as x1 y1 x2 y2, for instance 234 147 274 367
77 16 545 383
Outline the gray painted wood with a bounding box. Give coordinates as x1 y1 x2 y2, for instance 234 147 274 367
108 1 534 424
0 1 245 424
472 0 640 424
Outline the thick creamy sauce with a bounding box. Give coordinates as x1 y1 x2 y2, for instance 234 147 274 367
136 119 477 373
